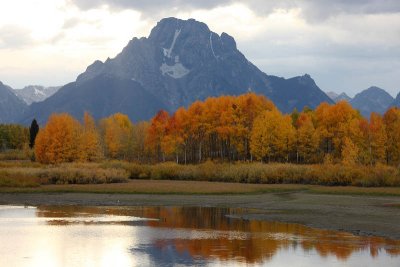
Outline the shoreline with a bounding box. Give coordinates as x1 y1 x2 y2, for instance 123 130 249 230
1 191 400 240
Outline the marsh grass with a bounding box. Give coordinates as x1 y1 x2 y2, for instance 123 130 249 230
1 160 399 188
0 163 129 187
0 149 33 161
110 161 400 187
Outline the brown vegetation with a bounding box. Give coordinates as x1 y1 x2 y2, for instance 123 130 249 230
1 161 399 189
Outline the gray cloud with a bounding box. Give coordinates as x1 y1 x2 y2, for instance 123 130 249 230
68 0 400 21
294 0 400 22
0 25 34 49
67 0 232 14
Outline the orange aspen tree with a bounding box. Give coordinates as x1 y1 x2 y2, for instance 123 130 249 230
35 113 82 164
187 101 207 163
145 110 170 162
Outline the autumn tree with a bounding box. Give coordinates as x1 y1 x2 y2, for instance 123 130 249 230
35 113 82 164
233 93 276 161
368 113 387 164
145 110 170 162
131 121 150 162
315 101 361 160
100 113 133 159
0 124 29 150
341 137 359 165
187 101 208 163
161 112 186 163
250 109 295 162
79 112 103 162
383 107 400 165
295 112 320 163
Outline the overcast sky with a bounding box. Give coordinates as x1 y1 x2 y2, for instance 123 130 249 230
0 0 399 96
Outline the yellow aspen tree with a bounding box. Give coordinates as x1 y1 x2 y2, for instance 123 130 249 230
341 137 359 166
383 107 400 165
79 112 103 162
131 121 150 162
369 112 387 164
250 109 294 162
296 112 319 163
100 113 133 159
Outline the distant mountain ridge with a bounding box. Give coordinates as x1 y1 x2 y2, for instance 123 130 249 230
327 91 352 103
392 92 400 108
20 17 333 124
350 86 394 117
0 82 28 123
326 91 339 100
14 85 61 105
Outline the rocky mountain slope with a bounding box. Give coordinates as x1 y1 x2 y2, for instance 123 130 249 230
392 92 400 108
0 82 28 123
350 86 394 117
20 17 333 124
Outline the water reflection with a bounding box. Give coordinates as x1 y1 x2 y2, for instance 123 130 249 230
0 205 399 267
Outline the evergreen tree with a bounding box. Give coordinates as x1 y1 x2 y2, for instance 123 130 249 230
29 119 39 149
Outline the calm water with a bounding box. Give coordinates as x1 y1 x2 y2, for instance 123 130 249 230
0 205 399 267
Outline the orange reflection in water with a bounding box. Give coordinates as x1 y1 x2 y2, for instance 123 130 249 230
36 205 400 264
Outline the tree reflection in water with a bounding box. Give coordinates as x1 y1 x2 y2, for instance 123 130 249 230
36 205 400 265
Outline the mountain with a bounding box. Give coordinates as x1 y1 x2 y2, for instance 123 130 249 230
20 75 167 124
392 92 400 107
326 92 352 103
0 82 28 123
326 91 338 100
14 85 61 105
335 93 352 102
350 86 394 117
21 17 333 124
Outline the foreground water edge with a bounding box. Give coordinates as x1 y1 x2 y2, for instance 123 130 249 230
0 205 399 266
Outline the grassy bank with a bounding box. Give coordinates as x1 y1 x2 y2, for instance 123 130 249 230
1 180 400 196
1 161 400 189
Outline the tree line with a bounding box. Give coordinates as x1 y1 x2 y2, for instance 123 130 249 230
5 93 400 166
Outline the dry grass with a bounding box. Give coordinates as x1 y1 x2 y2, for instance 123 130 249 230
0 149 33 161
101 161 400 187
0 180 308 194
1 180 400 196
1 160 400 190
0 163 129 187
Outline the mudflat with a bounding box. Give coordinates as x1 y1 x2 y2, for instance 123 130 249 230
1 190 400 240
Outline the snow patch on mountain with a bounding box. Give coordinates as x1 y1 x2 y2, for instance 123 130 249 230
14 85 60 105
160 62 190 79
210 32 218 60
164 29 181 59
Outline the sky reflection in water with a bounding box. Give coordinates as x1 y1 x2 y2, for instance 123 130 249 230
0 205 399 267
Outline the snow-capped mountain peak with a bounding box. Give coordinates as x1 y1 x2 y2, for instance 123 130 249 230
14 85 61 105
